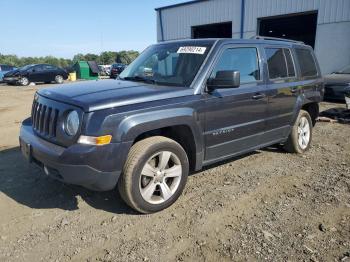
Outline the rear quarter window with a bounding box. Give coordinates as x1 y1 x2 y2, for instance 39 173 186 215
295 48 318 78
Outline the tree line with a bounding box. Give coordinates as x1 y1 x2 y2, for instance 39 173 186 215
0 50 140 68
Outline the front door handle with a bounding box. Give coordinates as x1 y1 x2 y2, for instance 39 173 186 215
252 93 266 100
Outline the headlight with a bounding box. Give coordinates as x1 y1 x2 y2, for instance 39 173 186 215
65 110 79 136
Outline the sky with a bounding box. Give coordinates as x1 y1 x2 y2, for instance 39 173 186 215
0 0 185 59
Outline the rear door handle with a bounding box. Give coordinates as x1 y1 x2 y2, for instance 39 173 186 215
252 93 266 100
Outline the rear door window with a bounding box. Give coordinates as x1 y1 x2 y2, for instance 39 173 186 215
43 65 56 71
284 49 295 77
295 48 318 78
210 47 260 84
265 48 296 79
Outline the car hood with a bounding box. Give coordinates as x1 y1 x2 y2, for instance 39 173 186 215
37 79 192 112
324 74 350 85
4 69 21 77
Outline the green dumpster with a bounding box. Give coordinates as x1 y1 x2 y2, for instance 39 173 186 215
72 61 99 80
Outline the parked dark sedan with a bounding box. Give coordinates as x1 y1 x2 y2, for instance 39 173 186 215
324 65 350 102
3 64 68 86
110 63 126 79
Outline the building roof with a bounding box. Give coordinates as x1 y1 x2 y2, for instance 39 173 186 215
155 0 209 11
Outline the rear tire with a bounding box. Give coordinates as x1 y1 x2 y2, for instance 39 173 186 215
118 136 189 214
283 110 313 154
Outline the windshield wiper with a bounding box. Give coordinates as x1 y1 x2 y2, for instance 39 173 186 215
121 76 157 85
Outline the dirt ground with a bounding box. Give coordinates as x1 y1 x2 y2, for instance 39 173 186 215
0 83 349 262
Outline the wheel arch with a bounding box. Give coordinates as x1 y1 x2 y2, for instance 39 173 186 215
116 108 204 171
291 94 320 127
301 102 319 126
133 125 198 171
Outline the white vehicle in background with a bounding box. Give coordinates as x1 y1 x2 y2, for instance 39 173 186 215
98 65 111 76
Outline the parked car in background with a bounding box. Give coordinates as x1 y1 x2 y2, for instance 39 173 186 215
110 63 126 79
324 65 350 102
3 64 68 86
0 64 17 82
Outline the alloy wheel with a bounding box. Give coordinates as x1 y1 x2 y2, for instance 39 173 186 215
20 77 29 86
139 151 182 204
297 116 310 150
55 75 63 84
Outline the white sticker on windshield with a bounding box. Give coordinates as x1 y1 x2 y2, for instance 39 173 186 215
177 46 207 54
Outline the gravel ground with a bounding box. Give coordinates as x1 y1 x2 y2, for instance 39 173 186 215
0 83 349 262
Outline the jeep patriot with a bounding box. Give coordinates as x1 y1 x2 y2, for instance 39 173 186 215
19 37 324 213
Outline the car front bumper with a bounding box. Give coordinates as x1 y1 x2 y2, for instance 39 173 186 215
3 76 20 84
19 119 131 191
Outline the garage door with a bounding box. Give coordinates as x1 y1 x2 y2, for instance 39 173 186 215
258 11 318 48
192 22 232 39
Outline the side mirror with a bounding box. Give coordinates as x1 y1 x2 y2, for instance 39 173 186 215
207 70 240 90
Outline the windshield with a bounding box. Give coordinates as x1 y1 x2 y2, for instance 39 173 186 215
20 64 34 71
119 41 213 87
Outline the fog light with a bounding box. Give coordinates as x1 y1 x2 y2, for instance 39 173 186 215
78 135 112 146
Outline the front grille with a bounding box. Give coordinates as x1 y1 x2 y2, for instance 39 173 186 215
31 100 59 138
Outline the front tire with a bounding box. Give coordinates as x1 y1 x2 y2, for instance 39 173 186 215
19 77 29 86
283 110 313 153
55 75 64 84
118 136 189 213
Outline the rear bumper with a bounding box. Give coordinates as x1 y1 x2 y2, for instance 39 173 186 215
19 119 131 191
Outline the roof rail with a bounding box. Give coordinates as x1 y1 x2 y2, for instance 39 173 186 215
250 35 304 44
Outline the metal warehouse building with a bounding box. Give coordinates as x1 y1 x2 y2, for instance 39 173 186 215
156 0 350 74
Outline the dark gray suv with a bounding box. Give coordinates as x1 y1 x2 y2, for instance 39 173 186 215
19 37 324 213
